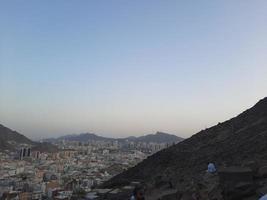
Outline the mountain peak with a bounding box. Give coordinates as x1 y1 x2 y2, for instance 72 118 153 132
155 131 167 135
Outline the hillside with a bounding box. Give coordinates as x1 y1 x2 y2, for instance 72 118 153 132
102 97 267 198
0 124 34 151
0 124 58 153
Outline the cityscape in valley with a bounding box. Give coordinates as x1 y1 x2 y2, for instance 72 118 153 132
2 97 267 200
1 0 267 200
0 124 183 199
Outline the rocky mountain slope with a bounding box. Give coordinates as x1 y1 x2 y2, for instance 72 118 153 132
102 97 267 199
0 124 34 151
0 124 58 153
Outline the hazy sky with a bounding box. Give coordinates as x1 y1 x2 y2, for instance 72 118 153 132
0 1 267 139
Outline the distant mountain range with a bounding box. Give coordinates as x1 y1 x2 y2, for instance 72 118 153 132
57 133 112 142
0 124 58 153
43 131 184 144
0 123 183 153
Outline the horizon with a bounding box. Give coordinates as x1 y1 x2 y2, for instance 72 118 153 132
39 130 183 141
1 97 265 141
1 1 267 139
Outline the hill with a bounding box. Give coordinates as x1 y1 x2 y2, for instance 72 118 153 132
124 132 184 143
58 132 112 142
0 124 58 153
102 97 267 198
45 131 183 144
0 124 34 151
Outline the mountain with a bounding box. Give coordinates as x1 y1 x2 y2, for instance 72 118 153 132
0 124 34 151
0 124 58 153
102 97 267 196
124 132 184 143
58 133 112 142
45 132 183 144
44 133 114 143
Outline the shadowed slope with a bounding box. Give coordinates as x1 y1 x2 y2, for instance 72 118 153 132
102 97 267 188
0 124 58 153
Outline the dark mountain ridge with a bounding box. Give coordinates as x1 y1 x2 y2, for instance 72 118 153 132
0 124 58 153
0 124 34 151
102 97 267 191
45 131 184 144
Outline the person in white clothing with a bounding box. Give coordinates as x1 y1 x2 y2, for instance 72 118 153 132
207 163 216 173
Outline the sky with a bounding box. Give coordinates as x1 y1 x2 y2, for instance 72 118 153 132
0 0 267 140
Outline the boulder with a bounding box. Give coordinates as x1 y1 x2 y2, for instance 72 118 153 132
218 166 253 184
218 167 256 200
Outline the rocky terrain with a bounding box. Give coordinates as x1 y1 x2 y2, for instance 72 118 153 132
0 124 58 153
101 97 267 200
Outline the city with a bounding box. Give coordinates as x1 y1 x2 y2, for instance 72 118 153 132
1 0 266 199
0 127 181 200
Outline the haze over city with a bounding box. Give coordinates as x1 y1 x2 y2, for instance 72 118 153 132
1 0 267 139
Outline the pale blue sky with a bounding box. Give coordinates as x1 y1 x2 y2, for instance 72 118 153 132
0 0 267 139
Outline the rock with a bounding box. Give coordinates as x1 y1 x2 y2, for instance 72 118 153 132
243 160 259 174
180 192 194 200
222 182 256 200
218 166 253 185
161 192 182 200
259 166 267 178
218 167 256 200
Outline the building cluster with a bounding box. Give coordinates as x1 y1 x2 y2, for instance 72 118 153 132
0 140 172 200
